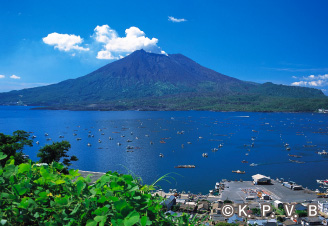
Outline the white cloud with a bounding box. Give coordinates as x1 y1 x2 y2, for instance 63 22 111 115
291 74 328 87
168 16 187 23
43 32 89 52
94 25 165 60
10 75 21 79
0 75 5 79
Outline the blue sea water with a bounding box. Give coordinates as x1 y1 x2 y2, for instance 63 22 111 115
0 106 327 194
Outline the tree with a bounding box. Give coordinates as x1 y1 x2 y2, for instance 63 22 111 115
37 141 78 171
0 130 32 167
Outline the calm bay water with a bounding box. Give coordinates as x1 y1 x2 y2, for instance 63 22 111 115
0 106 327 194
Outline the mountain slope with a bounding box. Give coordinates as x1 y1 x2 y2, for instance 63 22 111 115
0 50 326 111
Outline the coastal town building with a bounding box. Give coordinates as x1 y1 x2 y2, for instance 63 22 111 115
252 174 271 185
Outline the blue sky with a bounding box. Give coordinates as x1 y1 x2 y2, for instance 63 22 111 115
1 0 328 94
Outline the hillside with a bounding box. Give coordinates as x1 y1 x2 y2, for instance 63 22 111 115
0 50 327 111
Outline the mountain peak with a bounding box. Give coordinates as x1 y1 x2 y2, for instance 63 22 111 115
0 49 326 111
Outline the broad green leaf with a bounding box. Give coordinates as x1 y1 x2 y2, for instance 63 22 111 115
69 169 80 177
55 196 69 206
124 211 140 226
86 220 97 226
0 152 7 160
93 206 109 216
55 179 66 185
94 215 106 222
18 163 30 174
13 184 27 195
3 164 16 178
76 180 85 195
114 200 128 212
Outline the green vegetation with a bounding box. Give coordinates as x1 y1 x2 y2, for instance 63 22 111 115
0 131 206 225
0 130 33 167
250 208 261 216
37 141 78 173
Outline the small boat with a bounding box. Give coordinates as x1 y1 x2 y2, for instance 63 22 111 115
286 147 291 151
211 148 218 152
127 150 134 152
245 153 249 156
159 153 164 158
150 141 153 145
219 144 223 148
98 139 101 143
241 160 248 163
59 135 64 138
318 150 328 155
36 141 39 145
187 142 192 144
250 163 258 167
32 135 37 139
202 153 208 157
199 136 203 139
285 143 289 147
117 142 121 146
126 145 134 149
76 138 82 141
121 135 125 137
73 133 77 136
232 170 245 174
108 137 113 140
87 143 92 147
46 138 52 141
45 133 49 136
160 140 166 144
101 133 105 135
174 165 196 168
288 154 302 158
126 139 132 142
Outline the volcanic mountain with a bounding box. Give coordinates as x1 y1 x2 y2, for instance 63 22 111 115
0 49 327 111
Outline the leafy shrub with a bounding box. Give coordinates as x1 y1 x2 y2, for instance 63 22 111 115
0 154 204 225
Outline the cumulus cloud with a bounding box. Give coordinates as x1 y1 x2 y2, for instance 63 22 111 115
291 74 328 87
0 75 5 79
168 16 187 23
10 75 21 79
43 32 89 52
94 25 165 60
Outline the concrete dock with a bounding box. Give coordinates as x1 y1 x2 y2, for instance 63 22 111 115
219 180 328 203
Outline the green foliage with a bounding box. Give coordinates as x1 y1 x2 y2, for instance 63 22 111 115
277 216 284 222
251 208 261 216
295 210 307 217
37 141 78 170
223 199 232 204
0 130 32 167
0 156 205 225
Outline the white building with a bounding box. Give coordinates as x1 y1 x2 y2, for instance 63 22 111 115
252 174 271 185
